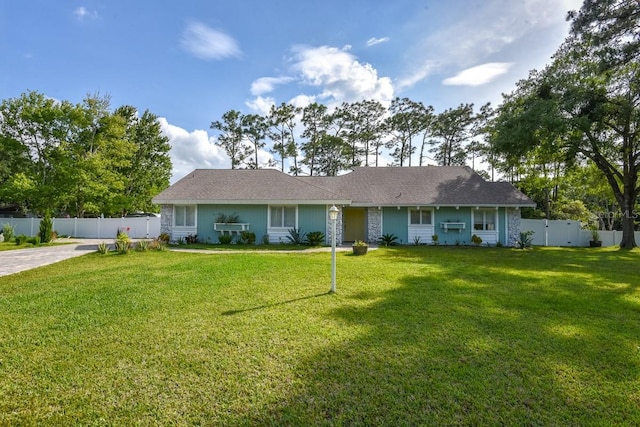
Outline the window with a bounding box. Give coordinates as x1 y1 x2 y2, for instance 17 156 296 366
174 205 196 227
270 206 296 228
409 209 432 225
474 209 496 231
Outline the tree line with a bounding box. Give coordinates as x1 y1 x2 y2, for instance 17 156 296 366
210 98 492 177
0 91 172 218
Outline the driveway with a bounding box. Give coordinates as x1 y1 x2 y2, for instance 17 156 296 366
0 239 101 278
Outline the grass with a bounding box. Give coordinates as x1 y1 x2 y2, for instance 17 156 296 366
0 246 638 425
0 241 72 251
173 242 317 251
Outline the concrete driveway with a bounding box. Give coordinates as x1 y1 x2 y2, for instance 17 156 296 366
0 239 102 278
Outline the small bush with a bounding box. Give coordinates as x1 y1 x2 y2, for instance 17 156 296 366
117 227 131 242
136 240 150 251
2 224 15 241
262 234 270 245
97 242 109 254
218 234 234 244
239 231 256 245
15 234 28 245
185 234 198 244
39 211 54 243
286 228 306 245
158 233 170 243
517 231 534 249
115 239 131 254
471 234 483 246
412 236 422 246
378 233 399 246
27 236 41 245
305 231 325 246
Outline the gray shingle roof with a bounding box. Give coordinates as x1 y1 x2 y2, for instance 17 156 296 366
152 169 349 204
153 167 535 207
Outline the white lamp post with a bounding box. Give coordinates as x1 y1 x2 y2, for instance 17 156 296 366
329 205 339 293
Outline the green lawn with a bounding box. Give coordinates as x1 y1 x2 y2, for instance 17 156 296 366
0 246 638 425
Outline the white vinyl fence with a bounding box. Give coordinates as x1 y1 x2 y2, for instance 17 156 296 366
1 217 161 240
521 219 640 247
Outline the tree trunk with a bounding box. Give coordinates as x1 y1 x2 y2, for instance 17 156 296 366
619 192 637 249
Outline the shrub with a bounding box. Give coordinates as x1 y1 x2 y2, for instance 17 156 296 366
115 239 131 254
136 239 150 251
2 223 15 241
305 231 325 246
218 234 234 244
15 234 28 245
471 234 483 246
517 231 534 249
27 236 41 245
239 231 256 245
286 228 306 245
215 213 240 223
378 233 399 246
117 227 131 242
185 234 198 244
39 211 54 243
97 242 109 254
262 234 270 245
431 234 439 245
158 233 170 243
412 236 422 246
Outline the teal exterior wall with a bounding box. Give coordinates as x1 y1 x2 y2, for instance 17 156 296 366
298 205 328 235
433 207 473 245
197 204 327 244
382 207 408 244
197 204 268 243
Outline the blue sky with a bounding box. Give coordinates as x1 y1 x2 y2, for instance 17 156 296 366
1 0 582 181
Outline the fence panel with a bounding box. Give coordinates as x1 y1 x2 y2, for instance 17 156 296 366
521 219 640 247
1 217 160 239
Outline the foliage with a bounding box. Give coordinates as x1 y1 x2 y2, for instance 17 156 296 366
239 231 256 245
26 236 41 245
412 236 422 245
97 242 109 254
0 91 171 217
185 234 198 244
38 211 54 243
431 234 439 245
378 233 399 246
1 248 639 425
158 232 170 243
353 240 368 247
305 231 325 246
590 227 601 242
262 234 270 245
218 234 234 245
114 238 131 254
286 228 307 244
14 234 27 245
516 231 534 249
215 213 240 223
471 234 483 246
136 239 150 251
210 110 249 170
2 223 14 241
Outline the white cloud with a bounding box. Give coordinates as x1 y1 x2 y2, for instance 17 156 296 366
366 37 389 47
159 118 229 183
398 0 582 90
250 77 295 96
73 7 97 21
245 96 275 116
181 22 240 60
443 62 514 86
397 60 439 90
290 45 394 106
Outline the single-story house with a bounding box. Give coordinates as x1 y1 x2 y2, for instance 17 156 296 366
152 166 536 246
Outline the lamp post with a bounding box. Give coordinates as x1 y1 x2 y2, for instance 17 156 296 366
329 205 339 293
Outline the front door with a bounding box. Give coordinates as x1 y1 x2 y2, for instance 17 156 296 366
343 207 366 242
